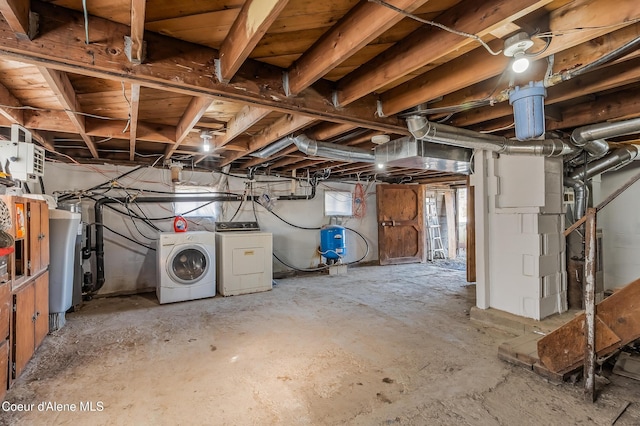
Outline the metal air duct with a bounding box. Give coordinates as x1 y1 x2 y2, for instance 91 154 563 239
374 136 472 174
251 136 294 158
291 134 375 163
407 116 577 157
570 117 640 158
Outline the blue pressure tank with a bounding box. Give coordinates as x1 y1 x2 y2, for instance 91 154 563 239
320 225 346 260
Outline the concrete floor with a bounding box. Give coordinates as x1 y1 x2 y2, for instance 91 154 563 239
1 263 639 425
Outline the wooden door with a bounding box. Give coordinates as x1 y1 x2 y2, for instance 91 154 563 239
13 283 35 378
34 272 49 348
376 184 426 265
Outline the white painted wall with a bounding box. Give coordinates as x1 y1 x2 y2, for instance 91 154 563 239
42 162 379 295
594 164 640 290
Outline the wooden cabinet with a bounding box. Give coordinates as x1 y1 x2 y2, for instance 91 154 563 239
0 196 50 392
13 271 48 379
0 282 9 401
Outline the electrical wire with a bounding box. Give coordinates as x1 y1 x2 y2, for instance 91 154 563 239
81 0 90 44
103 224 155 251
367 0 502 56
0 103 123 121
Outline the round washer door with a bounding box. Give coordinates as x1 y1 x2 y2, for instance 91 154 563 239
167 244 210 285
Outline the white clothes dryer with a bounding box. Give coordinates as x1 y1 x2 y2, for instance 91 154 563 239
156 231 216 304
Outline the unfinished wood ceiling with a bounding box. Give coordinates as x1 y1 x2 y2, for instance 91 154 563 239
0 0 638 183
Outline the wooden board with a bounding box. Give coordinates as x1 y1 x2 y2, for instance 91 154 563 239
0 283 9 341
34 272 49 349
13 283 34 379
538 277 640 373
0 339 7 400
376 184 425 265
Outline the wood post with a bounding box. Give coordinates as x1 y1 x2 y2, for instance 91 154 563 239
467 180 476 282
583 207 597 402
444 191 457 259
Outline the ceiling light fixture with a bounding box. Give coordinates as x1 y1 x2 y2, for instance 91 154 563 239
200 130 212 152
503 32 534 74
377 163 385 169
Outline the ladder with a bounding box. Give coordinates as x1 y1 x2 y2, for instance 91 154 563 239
426 198 446 260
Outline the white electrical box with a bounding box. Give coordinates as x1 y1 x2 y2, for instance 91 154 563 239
0 125 45 182
215 232 273 296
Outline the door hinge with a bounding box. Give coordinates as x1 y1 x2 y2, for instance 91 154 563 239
12 362 15 374
27 210 31 219
12 303 16 312
27 260 31 271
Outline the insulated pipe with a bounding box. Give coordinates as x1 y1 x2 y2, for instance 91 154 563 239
91 186 317 294
564 177 589 220
292 134 375 163
406 116 577 157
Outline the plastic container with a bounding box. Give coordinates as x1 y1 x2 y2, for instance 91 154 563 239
320 225 346 260
49 209 81 314
173 216 188 232
509 81 547 141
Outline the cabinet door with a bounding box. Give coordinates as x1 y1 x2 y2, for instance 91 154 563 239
0 283 9 340
28 201 48 276
0 339 8 400
13 283 35 379
34 272 49 348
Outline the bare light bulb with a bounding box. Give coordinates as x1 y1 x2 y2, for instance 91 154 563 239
512 52 530 73
377 163 385 169
203 141 210 152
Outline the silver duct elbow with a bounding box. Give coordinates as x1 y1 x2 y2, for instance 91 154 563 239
564 177 589 220
571 117 640 157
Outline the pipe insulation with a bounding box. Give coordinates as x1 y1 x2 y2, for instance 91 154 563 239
406 116 577 157
291 134 375 163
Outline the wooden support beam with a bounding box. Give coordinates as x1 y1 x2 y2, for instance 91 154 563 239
444 190 457 259
583 207 597 402
286 0 428 95
265 152 306 170
0 2 405 135
165 96 213 159
38 67 99 158
128 84 141 161
217 0 288 83
0 0 34 38
128 0 147 64
307 122 356 141
219 114 315 166
380 0 640 116
466 179 476 282
335 0 552 106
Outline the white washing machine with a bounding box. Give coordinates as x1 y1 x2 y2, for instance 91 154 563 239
156 231 216 304
215 231 272 296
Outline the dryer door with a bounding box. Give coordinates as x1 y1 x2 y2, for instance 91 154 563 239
167 244 210 285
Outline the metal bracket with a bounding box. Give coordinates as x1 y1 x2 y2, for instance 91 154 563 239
124 36 147 65
282 71 290 97
376 100 386 118
214 58 230 84
332 91 341 108
27 12 39 40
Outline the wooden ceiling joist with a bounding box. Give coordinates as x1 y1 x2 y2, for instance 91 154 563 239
38 67 99 158
380 0 640 116
0 0 34 38
334 0 552 106
165 96 213 159
0 1 406 135
128 84 141 161
128 0 147 64
285 0 429 96
216 0 289 83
